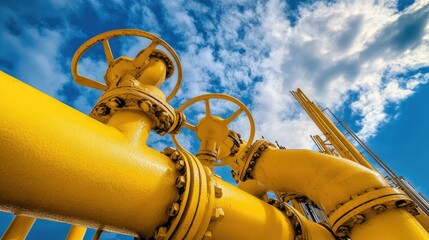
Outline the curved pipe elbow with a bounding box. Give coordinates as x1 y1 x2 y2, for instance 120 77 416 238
250 148 389 214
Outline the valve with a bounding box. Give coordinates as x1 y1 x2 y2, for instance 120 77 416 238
171 94 255 166
71 29 184 135
71 29 182 101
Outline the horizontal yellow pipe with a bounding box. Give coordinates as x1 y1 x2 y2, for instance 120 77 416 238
351 209 429 240
213 178 334 240
251 148 389 214
1 215 35 240
0 72 178 237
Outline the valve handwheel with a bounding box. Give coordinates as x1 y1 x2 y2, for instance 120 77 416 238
71 29 182 102
172 94 255 166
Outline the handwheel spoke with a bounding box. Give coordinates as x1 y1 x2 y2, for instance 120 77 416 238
204 99 211 117
101 39 114 65
224 108 243 124
133 40 158 68
183 122 196 131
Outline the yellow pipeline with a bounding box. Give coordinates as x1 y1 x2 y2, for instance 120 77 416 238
351 209 428 240
0 72 179 238
251 148 388 213
212 178 333 240
249 147 428 238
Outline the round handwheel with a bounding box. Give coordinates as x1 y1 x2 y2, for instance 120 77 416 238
172 94 255 166
71 29 182 102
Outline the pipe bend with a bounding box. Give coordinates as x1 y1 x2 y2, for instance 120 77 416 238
251 148 390 214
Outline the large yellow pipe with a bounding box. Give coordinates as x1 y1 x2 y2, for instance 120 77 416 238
351 209 429 240
212 178 334 240
250 148 428 238
251 148 388 213
0 72 178 237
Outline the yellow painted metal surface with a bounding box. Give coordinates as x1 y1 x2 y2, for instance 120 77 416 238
65 225 86 240
1 27 428 240
172 94 255 168
71 29 182 102
1 216 35 240
351 209 429 240
212 178 295 240
251 148 389 213
0 72 178 237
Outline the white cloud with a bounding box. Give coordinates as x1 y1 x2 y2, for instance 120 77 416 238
0 14 69 98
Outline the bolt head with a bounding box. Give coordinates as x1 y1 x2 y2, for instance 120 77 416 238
95 105 109 116
337 226 350 237
352 214 366 224
211 207 225 221
170 151 180 162
140 100 152 112
175 160 186 173
373 204 387 214
202 231 213 240
214 184 223 198
154 227 167 240
162 147 176 157
175 176 186 189
167 203 180 217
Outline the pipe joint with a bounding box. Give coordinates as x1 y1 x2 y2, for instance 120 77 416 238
154 148 223 240
328 187 417 237
267 199 335 240
91 85 184 136
238 139 276 182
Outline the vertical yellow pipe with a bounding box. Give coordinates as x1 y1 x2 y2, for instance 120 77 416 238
291 91 357 161
65 225 87 240
1 216 35 240
296 89 374 169
314 135 333 155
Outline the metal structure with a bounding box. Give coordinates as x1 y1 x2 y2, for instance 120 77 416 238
1 29 428 240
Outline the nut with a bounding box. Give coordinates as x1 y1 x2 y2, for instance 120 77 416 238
202 231 213 240
295 235 303 240
352 214 365 224
162 147 176 157
336 226 350 237
373 204 387 214
170 151 180 162
175 160 186 173
167 203 180 217
154 226 167 240
140 100 152 112
95 105 109 116
211 207 225 221
214 184 223 198
175 176 186 189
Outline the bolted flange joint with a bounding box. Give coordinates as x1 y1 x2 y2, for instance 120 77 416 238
238 139 276 182
90 86 185 136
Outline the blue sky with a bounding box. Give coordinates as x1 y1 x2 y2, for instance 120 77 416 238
1 0 428 239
